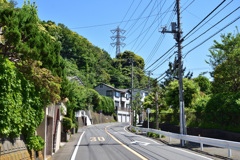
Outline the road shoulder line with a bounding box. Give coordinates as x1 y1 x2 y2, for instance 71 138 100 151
71 131 85 160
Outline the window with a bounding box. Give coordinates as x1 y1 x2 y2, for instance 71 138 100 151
126 93 130 100
115 101 119 107
115 91 120 98
100 84 103 88
106 90 112 97
121 93 125 97
126 104 130 108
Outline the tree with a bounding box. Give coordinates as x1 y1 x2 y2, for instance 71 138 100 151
161 57 193 88
194 75 212 95
206 30 240 93
165 79 200 111
132 92 142 126
143 81 165 129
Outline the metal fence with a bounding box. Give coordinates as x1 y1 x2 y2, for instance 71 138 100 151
130 125 240 158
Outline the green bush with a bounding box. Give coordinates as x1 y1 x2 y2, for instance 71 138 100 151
204 92 240 127
95 96 115 115
147 132 160 138
75 120 79 133
131 128 136 132
62 117 72 132
26 135 45 151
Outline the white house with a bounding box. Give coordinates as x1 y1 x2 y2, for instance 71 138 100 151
94 83 131 123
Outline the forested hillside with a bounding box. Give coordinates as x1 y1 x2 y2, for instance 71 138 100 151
0 0 153 151
41 21 151 89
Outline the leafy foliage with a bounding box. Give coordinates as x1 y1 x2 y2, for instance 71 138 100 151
133 92 142 126
165 79 200 111
161 57 193 88
95 96 114 114
206 31 240 93
62 117 72 131
194 75 212 95
0 57 44 149
26 135 45 151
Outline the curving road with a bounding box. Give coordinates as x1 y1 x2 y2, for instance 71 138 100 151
73 123 212 160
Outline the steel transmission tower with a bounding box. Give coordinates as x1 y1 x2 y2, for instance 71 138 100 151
110 26 126 56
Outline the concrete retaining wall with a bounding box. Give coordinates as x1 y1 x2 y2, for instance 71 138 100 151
91 111 115 124
0 135 43 160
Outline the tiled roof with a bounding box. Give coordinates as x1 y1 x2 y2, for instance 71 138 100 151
96 83 130 93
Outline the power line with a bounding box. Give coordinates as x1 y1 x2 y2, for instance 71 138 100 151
131 0 158 51
125 0 153 37
144 45 176 71
180 0 195 13
123 0 143 29
70 13 160 29
183 15 240 58
183 6 240 49
184 0 233 41
181 0 226 41
145 6 176 66
150 50 176 72
135 1 174 56
119 0 135 27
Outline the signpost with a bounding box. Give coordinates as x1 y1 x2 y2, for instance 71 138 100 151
146 108 151 129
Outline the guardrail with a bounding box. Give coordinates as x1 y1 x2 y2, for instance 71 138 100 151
130 125 240 158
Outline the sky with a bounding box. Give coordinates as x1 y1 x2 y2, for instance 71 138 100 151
15 0 240 80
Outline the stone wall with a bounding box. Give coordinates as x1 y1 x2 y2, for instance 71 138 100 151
91 111 115 124
0 135 43 160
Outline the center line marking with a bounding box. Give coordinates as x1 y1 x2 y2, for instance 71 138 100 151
105 125 148 160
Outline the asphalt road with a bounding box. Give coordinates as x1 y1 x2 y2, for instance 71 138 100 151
73 123 212 160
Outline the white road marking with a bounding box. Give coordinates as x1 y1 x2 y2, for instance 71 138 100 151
71 131 85 160
124 126 159 144
123 125 213 160
131 141 150 146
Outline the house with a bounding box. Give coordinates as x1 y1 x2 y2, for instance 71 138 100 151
94 83 131 123
36 102 67 160
132 89 149 124
67 76 84 86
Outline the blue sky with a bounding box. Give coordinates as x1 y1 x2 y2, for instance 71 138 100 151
15 0 240 80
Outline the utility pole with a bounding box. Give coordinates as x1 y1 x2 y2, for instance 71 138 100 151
148 71 152 93
130 58 134 126
161 0 186 147
155 91 159 130
110 26 126 57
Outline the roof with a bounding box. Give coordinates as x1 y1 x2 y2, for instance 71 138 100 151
95 83 130 93
67 76 84 86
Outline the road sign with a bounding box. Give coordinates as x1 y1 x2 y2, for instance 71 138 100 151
146 108 151 114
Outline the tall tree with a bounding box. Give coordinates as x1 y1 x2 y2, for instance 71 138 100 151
161 57 193 88
206 30 240 93
132 92 142 126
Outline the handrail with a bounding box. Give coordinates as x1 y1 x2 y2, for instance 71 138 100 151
130 125 240 158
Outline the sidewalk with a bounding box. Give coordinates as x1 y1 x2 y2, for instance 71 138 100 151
50 132 83 160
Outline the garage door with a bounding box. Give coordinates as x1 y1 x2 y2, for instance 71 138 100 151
126 115 130 122
122 115 126 122
118 114 122 122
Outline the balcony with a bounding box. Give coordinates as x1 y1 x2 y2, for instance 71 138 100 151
116 107 129 112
